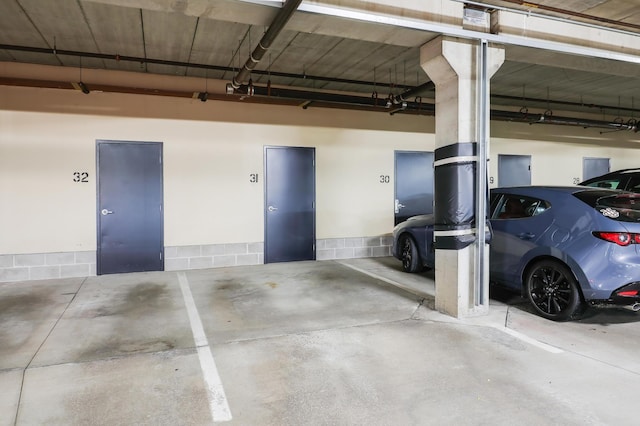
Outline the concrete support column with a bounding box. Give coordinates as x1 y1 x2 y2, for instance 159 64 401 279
421 36 504 318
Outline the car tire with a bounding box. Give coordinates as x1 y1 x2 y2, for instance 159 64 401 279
400 235 422 273
525 259 583 321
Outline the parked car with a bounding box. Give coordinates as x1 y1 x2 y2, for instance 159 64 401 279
580 168 640 192
392 186 640 321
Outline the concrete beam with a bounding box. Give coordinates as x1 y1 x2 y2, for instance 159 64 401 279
507 46 640 79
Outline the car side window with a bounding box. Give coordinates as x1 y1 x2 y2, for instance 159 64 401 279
626 175 640 193
494 195 550 219
583 179 622 190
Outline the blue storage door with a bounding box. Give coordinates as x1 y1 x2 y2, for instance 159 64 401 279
264 146 316 263
97 141 163 275
394 151 434 225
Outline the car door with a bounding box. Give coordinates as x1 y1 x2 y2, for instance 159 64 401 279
489 194 553 289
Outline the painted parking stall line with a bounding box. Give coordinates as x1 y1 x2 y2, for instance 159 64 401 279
340 261 563 354
338 261 433 299
177 272 232 422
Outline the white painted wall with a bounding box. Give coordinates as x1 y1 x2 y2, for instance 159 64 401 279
489 121 640 187
1 84 639 256
0 85 434 254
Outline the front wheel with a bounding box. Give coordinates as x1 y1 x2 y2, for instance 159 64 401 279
525 260 583 321
400 235 422 273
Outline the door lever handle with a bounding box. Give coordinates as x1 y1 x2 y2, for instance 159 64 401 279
101 209 113 216
268 206 278 212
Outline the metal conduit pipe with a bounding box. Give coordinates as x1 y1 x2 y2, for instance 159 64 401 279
492 109 639 132
493 94 640 115
236 83 436 112
390 81 436 105
0 43 413 91
234 83 639 131
230 0 302 90
3 43 638 116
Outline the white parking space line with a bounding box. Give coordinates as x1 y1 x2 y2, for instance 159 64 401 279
496 326 564 354
340 261 563 354
338 261 433 299
177 272 232 423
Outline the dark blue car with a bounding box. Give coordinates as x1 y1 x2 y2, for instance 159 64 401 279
392 186 640 321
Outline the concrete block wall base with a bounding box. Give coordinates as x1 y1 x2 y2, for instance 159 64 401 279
164 242 265 271
0 236 392 282
0 252 96 283
316 236 393 260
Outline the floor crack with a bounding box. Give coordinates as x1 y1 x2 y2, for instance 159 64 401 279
410 297 426 319
505 305 511 328
13 277 87 426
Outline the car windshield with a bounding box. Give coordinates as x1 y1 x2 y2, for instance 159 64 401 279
574 190 640 222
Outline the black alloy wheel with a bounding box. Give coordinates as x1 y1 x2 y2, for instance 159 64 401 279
525 260 583 321
400 235 421 273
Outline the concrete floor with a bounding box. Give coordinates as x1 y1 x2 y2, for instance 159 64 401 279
2 257 640 425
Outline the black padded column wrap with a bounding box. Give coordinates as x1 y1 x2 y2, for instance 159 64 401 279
434 142 477 250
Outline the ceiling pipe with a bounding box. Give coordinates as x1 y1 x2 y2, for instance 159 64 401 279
0 43 411 91
234 83 436 113
493 94 640 115
234 83 639 131
230 0 302 90
3 43 638 117
492 109 639 132
390 81 436 105
1 74 637 131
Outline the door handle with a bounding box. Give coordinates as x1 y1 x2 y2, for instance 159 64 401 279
268 206 278 212
394 199 405 214
518 232 535 240
101 209 113 216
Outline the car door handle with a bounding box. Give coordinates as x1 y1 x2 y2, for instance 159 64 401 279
518 232 535 240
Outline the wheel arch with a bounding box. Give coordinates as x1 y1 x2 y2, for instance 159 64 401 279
520 254 586 302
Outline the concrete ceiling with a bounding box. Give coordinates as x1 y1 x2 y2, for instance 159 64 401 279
1 0 640 121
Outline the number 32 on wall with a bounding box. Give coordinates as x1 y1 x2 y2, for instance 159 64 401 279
73 172 89 183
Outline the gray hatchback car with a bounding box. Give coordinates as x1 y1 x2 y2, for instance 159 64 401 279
580 168 640 192
392 186 640 321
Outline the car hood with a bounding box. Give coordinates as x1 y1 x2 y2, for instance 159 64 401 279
394 214 434 232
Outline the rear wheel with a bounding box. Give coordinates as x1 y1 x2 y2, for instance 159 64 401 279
525 260 583 321
400 235 422 273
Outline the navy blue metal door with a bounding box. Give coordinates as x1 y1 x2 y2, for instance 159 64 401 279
583 157 610 181
265 146 315 263
498 154 531 187
97 141 163 274
394 151 434 225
